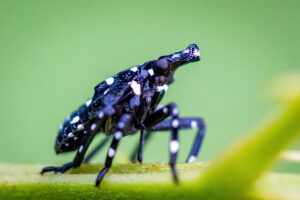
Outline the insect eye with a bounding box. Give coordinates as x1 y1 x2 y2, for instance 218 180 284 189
156 57 169 70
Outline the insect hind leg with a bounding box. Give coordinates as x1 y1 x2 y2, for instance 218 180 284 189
40 162 73 175
40 109 109 175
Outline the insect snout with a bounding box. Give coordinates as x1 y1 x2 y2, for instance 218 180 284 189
184 44 200 61
168 44 200 68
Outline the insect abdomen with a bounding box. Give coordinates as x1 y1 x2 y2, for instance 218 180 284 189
55 99 93 153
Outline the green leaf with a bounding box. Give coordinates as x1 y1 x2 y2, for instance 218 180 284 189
1 163 300 200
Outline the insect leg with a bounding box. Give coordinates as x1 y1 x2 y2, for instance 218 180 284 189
137 129 146 163
149 117 206 163
72 122 102 168
71 107 117 167
95 114 132 187
40 125 99 174
40 162 73 174
129 104 171 163
170 116 179 183
143 103 180 183
130 129 153 163
83 136 111 163
40 110 109 175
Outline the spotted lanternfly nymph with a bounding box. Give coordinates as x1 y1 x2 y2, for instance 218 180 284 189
41 44 206 187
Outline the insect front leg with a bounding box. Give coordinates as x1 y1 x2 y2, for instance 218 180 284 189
95 114 132 187
143 103 180 183
150 117 206 163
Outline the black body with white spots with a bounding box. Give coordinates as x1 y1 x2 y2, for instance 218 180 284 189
41 44 206 187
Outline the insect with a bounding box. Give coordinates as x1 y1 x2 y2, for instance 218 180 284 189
41 44 206 187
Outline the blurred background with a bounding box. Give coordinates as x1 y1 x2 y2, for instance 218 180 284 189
0 0 299 172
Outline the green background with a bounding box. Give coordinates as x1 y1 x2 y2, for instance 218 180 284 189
0 0 299 167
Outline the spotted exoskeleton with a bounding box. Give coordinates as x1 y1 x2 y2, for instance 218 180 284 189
41 44 206 187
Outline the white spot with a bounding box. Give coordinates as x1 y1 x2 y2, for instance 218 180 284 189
193 49 200 57
191 120 198 129
188 155 197 163
68 132 74 138
85 99 92 107
83 130 87 134
163 84 168 92
130 66 138 72
118 122 125 129
66 116 70 121
91 123 97 131
172 108 178 116
157 84 168 92
104 89 110 95
157 85 164 92
59 124 63 130
71 116 80 124
156 104 163 110
172 119 179 128
170 140 179 153
171 53 180 59
74 136 78 140
98 111 104 118
79 145 83 153
148 69 154 76
163 107 168 114
108 148 115 157
115 131 123 140
77 124 84 131
182 49 189 54
130 81 141 95
65 143 69 147
106 77 114 85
